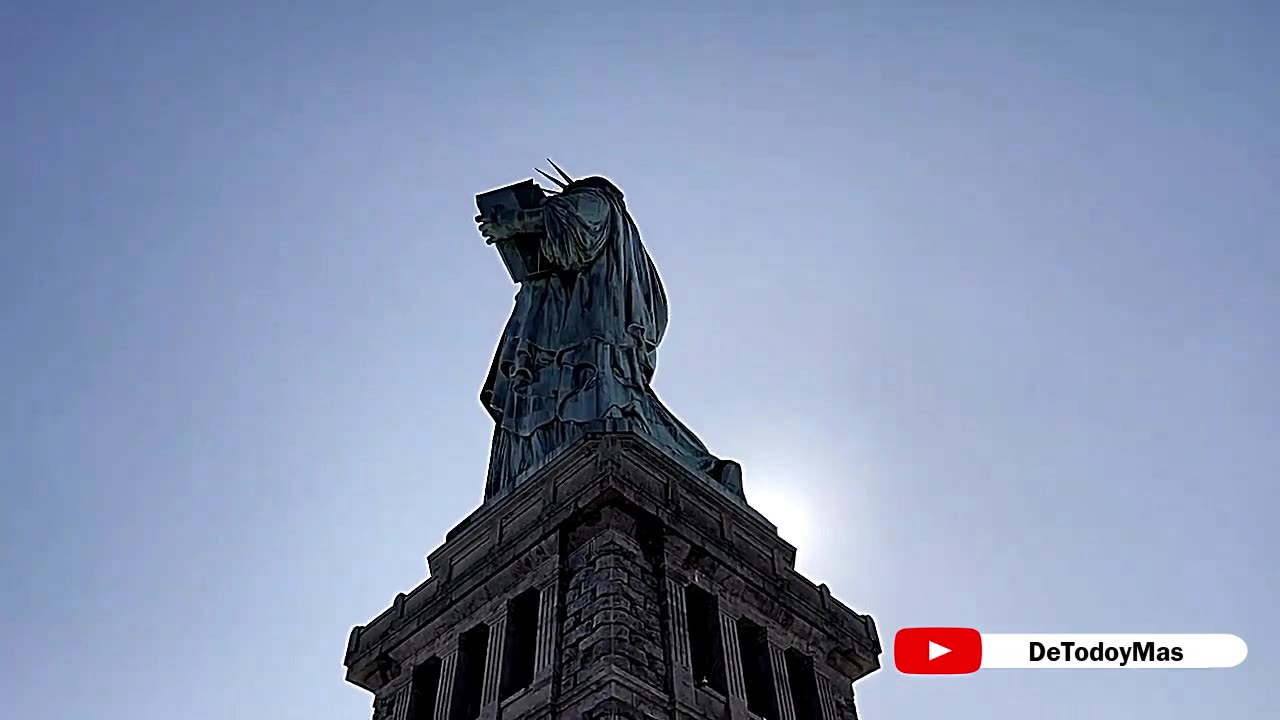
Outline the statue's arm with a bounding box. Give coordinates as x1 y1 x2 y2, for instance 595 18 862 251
478 208 545 244
509 208 546 234
509 191 606 235
479 190 611 267
541 191 611 270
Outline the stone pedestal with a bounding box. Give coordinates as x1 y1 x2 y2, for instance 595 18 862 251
345 432 880 719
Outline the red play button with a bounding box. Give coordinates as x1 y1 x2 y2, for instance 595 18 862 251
895 627 982 674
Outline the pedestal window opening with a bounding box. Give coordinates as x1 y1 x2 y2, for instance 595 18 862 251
785 648 821 720
406 656 441 720
685 584 728 696
450 624 489 720
499 587 539 701
736 618 778 718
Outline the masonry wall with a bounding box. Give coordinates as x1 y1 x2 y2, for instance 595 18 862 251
345 434 880 720
561 506 667 697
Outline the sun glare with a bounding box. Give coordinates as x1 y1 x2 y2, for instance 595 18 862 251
748 482 816 551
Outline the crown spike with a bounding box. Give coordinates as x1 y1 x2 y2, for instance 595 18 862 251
535 168 568 189
546 158 574 184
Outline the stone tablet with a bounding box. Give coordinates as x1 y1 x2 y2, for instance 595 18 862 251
475 179 549 283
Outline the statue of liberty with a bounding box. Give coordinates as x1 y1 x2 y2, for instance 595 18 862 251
476 161 744 503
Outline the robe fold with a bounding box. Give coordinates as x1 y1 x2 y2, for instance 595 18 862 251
481 186 729 501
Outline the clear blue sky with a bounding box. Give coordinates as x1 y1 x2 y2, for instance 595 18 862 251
2 2 1275 718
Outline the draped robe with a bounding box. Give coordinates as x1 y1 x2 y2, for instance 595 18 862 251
481 186 731 501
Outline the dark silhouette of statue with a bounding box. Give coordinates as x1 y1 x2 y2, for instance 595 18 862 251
476 162 743 502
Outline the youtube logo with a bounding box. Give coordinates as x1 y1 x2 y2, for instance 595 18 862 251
895 628 982 674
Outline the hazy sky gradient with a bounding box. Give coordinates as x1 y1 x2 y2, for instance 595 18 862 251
2 2 1276 718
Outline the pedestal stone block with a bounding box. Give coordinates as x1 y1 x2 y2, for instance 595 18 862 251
345 432 880 719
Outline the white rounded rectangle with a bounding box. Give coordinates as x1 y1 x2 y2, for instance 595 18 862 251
980 634 1247 669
